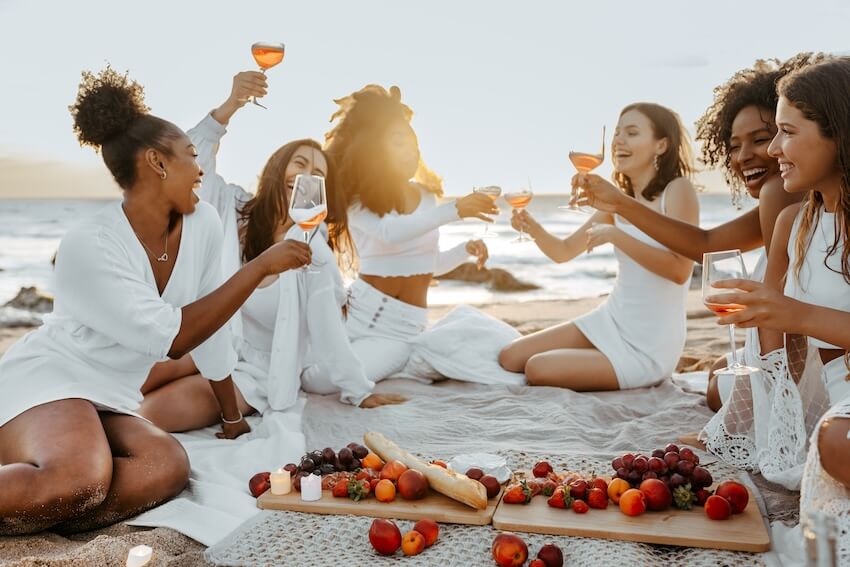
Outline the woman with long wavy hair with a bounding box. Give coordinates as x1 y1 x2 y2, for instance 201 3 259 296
323 84 497 383
139 72 404 426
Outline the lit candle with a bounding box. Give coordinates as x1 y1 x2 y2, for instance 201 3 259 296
301 473 322 502
270 467 292 495
126 545 153 567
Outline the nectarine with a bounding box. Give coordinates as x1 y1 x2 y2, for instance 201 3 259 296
397 469 429 500
492 532 528 567
413 518 439 547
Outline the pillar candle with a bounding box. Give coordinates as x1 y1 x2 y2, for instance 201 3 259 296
300 472 322 502
270 467 292 495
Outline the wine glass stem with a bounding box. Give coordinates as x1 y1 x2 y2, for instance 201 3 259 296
515 208 524 240
727 323 739 367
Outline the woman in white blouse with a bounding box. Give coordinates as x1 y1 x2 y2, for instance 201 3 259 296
322 85 497 383
0 68 310 534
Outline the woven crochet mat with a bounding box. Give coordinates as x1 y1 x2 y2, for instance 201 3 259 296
206 451 767 566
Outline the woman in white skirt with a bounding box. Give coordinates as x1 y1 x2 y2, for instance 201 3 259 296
0 68 310 534
139 71 404 421
322 85 497 383
499 103 699 391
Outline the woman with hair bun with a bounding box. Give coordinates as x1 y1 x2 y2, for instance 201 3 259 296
0 66 311 534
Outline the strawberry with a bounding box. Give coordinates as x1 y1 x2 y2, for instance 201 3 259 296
673 484 697 510
348 478 371 501
541 480 558 497
568 479 588 500
572 499 589 514
369 478 381 491
587 487 608 509
533 461 554 478
590 478 608 492
355 469 373 482
546 486 573 509
332 481 349 498
503 481 533 504
527 479 544 497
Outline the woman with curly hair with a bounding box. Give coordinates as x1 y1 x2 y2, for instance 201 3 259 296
0 67 310 534
138 71 404 416
499 103 699 391
323 85 497 383
578 53 823 408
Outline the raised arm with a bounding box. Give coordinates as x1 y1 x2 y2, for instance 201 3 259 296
514 209 610 264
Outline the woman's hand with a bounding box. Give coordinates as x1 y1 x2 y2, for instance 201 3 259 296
466 239 489 269
706 278 800 331
511 209 543 238
217 417 252 440
455 193 499 222
572 173 625 213
211 71 269 126
359 393 408 408
585 222 620 252
258 239 312 275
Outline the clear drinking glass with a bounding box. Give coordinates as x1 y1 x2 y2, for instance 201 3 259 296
250 42 285 108
504 188 534 243
288 174 327 273
562 125 605 214
473 185 502 238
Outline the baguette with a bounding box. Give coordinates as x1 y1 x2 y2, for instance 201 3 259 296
364 431 488 510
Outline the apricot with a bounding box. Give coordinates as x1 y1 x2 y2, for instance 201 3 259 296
361 453 384 470
375 479 396 503
380 460 408 482
401 530 426 556
413 518 439 547
397 469 429 500
619 488 647 516
607 478 630 504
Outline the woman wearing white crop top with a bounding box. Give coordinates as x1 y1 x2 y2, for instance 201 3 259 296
706 58 850 559
139 72 405 419
499 103 699 391
321 84 498 383
0 69 310 535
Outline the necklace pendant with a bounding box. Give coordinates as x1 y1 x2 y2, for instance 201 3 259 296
157 253 169 262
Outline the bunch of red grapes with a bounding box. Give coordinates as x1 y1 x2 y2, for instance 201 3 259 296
612 443 712 493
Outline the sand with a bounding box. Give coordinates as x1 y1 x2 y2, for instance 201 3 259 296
0 291 731 566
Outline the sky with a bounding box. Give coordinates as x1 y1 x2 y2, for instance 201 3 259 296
1 0 849 197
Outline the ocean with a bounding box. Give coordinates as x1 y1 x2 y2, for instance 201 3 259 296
0 193 758 307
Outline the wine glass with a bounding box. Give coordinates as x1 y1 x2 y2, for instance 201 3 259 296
561 125 606 213
504 187 534 243
473 185 502 238
289 174 327 273
250 42 285 108
702 250 758 375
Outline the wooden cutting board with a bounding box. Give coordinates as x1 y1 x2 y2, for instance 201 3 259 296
492 479 770 552
257 486 503 526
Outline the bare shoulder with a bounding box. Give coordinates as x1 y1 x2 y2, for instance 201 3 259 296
663 177 699 219
758 175 804 209
665 176 698 199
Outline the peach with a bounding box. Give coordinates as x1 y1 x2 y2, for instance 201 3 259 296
705 494 732 520
639 478 672 511
380 460 408 482
248 472 270 497
413 518 439 547
715 480 749 514
397 469 429 500
401 530 426 556
361 453 384 470
607 478 630 504
375 479 396 503
619 488 647 516
492 532 528 567
369 519 401 555
529 560 547 567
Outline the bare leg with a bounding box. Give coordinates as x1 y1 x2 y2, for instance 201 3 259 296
139 373 253 433
498 321 595 372
0 399 113 535
706 355 728 412
141 354 197 395
53 413 190 533
818 416 850 489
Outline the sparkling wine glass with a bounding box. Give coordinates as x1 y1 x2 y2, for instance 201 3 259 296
250 42 285 108
504 187 534 243
702 250 758 375
473 185 502 238
561 125 605 213
289 174 327 273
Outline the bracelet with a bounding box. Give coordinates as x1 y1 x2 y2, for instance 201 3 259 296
221 410 244 425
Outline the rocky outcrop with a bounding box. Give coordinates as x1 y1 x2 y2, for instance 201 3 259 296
4 287 54 313
436 263 540 292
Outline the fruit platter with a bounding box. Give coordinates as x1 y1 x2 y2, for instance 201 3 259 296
253 432 504 525
491 444 771 552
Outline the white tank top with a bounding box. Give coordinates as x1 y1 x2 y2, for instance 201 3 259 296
784 208 849 349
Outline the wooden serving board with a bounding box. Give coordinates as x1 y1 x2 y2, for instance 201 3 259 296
257 486 503 526
492 477 770 552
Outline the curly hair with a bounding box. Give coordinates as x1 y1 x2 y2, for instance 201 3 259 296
613 102 694 202
695 52 828 206
324 84 443 217
68 65 182 189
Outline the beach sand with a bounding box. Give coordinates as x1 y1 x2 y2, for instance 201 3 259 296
0 291 730 566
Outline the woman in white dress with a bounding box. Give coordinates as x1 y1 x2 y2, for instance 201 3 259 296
0 68 310 534
139 72 404 423
321 85 497 383
577 56 823 407
499 103 699 391
706 57 850 560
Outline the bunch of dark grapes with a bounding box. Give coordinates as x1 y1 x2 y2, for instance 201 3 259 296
286 442 369 490
612 444 713 508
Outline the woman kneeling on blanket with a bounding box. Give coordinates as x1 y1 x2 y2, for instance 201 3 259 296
0 68 311 534
499 103 699 391
706 57 850 562
139 71 405 426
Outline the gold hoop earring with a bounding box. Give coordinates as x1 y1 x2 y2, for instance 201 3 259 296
160 169 167 180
